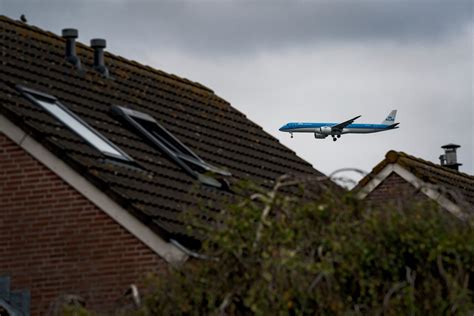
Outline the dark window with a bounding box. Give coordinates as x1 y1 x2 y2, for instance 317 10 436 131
17 85 133 162
111 105 231 188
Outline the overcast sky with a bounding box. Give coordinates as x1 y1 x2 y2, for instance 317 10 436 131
2 0 473 185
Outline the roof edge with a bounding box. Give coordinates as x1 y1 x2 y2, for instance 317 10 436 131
0 113 188 265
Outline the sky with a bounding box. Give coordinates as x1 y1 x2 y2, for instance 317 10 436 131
2 0 473 186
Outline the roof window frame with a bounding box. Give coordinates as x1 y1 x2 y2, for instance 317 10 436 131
111 105 231 188
16 85 134 163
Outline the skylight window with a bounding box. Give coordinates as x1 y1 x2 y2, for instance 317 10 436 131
111 105 231 188
17 85 133 162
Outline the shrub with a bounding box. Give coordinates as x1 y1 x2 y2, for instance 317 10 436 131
137 178 474 315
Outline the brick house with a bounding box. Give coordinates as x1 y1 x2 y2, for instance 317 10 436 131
354 150 474 220
0 16 330 314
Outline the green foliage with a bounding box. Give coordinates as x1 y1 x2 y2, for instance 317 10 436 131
138 179 473 315
61 305 93 316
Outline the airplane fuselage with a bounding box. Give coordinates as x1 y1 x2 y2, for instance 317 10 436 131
279 122 392 134
279 110 399 141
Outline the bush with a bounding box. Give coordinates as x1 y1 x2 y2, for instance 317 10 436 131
139 178 474 315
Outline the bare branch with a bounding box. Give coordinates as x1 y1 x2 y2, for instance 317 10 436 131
382 281 407 313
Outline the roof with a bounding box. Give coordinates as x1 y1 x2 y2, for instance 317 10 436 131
355 150 474 208
0 16 330 247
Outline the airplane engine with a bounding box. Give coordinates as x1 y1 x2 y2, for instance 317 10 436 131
314 133 327 139
319 126 332 135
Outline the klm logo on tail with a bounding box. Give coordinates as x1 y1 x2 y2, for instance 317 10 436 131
382 110 397 125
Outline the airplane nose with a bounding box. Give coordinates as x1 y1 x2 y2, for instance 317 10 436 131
279 126 285 131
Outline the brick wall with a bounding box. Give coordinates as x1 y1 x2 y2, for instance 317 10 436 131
0 133 168 314
364 172 428 209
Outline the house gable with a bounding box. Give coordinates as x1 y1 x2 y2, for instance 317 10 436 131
0 13 337 315
0 113 186 264
355 151 472 220
363 172 427 206
0 132 172 313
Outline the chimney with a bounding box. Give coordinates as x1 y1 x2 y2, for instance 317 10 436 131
90 38 109 77
439 144 462 171
61 28 81 69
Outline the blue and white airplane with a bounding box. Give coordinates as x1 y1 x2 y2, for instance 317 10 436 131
279 110 399 141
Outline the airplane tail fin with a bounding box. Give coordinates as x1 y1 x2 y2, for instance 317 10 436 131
381 110 397 125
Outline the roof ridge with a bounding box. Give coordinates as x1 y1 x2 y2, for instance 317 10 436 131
0 15 215 95
392 150 474 181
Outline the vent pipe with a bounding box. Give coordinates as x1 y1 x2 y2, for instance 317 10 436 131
61 28 81 69
439 143 462 171
90 38 109 77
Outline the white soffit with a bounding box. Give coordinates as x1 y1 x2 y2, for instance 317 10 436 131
0 114 188 265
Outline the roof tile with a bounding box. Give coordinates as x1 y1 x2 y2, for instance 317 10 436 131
0 15 331 246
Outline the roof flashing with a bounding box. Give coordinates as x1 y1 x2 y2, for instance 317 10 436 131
16 85 58 102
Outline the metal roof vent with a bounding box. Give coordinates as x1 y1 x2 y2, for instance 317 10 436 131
439 143 462 171
61 28 82 70
90 38 109 78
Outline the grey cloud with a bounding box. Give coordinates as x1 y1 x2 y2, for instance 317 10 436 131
1 0 472 177
112 1 472 54
3 0 473 56
109 0 474 55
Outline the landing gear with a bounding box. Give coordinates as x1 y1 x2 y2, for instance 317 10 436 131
337 135 341 138
290 133 293 139
333 137 337 141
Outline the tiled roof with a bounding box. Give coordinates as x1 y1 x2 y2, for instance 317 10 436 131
0 16 330 247
356 150 474 208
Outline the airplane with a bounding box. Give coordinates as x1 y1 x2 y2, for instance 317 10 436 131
279 110 399 141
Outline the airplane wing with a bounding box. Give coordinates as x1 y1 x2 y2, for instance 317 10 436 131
331 115 361 131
